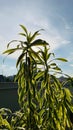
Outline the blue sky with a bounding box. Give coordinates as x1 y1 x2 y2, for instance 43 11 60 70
0 0 73 76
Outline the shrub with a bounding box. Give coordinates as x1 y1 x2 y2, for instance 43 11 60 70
1 25 73 130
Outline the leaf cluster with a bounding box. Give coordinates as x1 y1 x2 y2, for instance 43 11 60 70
1 25 73 130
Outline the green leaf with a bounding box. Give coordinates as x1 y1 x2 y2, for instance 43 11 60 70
19 33 26 37
3 48 19 55
34 71 44 80
30 31 40 42
30 39 49 47
48 53 55 59
30 48 43 62
39 109 45 116
30 29 44 42
51 74 61 89
52 66 62 72
56 58 68 62
20 24 28 35
0 115 11 129
16 127 25 130
64 88 72 101
16 53 25 67
50 63 57 67
19 89 25 102
32 82 36 98
7 40 19 48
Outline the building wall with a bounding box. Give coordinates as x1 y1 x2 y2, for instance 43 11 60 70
0 82 20 112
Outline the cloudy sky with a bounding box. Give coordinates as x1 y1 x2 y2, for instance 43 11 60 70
0 0 73 76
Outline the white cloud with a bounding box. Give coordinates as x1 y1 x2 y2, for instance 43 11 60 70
67 52 73 62
61 40 71 44
0 36 7 54
39 31 70 52
0 64 17 76
0 1 71 60
61 17 73 31
2 18 71 59
70 64 73 67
